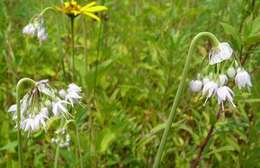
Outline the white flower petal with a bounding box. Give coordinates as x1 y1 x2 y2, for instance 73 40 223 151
209 42 233 65
235 68 252 89
189 80 203 92
216 86 236 108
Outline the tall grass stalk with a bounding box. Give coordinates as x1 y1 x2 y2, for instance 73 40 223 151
74 122 83 168
152 32 219 168
89 21 105 168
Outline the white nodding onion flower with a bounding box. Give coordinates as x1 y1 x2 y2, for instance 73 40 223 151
21 107 49 132
22 23 37 36
235 68 252 89
68 83 81 94
37 79 55 97
37 26 48 42
8 93 31 121
216 86 236 110
59 83 82 106
202 80 218 104
227 67 236 78
52 100 70 117
218 74 228 86
8 79 82 133
22 17 48 43
209 42 233 65
189 80 203 92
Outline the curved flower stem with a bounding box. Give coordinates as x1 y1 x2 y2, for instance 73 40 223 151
54 145 60 168
152 32 220 168
70 17 75 80
30 7 56 22
16 78 36 168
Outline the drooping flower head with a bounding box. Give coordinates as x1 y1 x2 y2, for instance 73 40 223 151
235 68 252 89
22 17 48 43
8 80 82 133
202 80 218 103
209 42 233 65
216 86 236 110
59 83 82 106
58 0 108 21
22 23 37 36
189 80 203 93
8 80 53 132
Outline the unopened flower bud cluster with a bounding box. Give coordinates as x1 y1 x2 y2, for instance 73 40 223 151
189 42 252 110
8 80 82 132
51 128 71 148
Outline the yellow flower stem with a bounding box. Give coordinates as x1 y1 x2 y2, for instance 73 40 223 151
16 78 36 168
56 14 67 82
152 32 219 168
90 21 105 168
83 19 89 79
70 17 75 80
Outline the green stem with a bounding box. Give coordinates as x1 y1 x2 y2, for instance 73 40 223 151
75 123 83 168
57 14 67 82
83 19 89 81
54 145 60 168
70 17 75 80
90 22 104 168
16 78 36 168
152 32 220 168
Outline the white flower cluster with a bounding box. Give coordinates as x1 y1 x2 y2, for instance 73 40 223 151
51 128 71 148
209 42 233 65
22 17 48 43
8 80 82 132
190 42 252 110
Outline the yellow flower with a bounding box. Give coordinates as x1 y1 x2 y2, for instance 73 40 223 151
58 0 107 21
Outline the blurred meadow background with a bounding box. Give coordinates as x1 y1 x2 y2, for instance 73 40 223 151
0 0 260 167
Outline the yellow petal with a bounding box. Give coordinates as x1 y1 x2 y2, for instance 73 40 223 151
81 2 97 10
64 2 70 7
82 12 101 22
83 6 107 12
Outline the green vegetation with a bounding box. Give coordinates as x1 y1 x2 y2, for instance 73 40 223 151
0 0 259 167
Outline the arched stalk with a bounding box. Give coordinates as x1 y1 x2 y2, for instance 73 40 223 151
16 78 36 168
152 32 220 168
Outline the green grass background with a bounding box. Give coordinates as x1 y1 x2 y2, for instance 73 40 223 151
0 0 260 167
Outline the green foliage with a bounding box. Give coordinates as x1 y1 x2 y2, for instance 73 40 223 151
0 0 259 167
